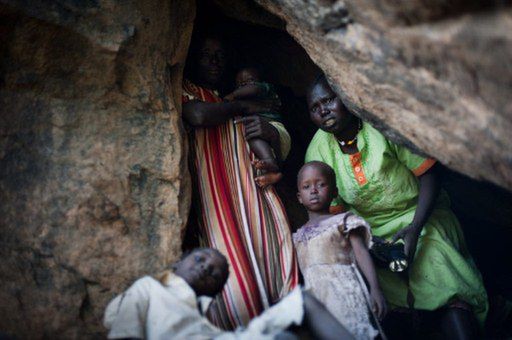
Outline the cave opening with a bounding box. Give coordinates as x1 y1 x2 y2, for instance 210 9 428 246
183 0 512 335
1 1 510 338
182 0 321 237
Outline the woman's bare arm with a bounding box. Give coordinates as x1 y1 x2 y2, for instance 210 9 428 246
410 166 440 231
392 165 441 261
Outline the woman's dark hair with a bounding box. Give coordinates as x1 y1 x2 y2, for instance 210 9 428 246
298 161 337 188
308 73 328 95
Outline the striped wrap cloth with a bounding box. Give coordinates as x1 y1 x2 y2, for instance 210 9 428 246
182 79 298 329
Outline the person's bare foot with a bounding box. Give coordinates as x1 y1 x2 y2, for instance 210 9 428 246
252 158 279 173
255 172 283 187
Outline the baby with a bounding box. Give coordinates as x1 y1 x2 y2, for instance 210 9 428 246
293 161 387 339
225 67 283 187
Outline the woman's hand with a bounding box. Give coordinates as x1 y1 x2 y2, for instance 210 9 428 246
235 115 279 142
370 287 388 320
391 224 421 263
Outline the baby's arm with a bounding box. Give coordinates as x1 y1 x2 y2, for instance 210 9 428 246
224 84 265 101
349 229 387 320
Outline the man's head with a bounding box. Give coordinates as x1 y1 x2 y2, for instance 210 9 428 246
297 161 338 213
307 75 356 136
236 67 260 88
173 248 229 297
195 37 228 89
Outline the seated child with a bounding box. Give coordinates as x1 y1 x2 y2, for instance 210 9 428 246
225 66 283 187
293 161 387 339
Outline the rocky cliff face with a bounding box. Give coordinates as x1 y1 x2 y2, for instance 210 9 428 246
1 0 511 338
253 0 512 191
0 1 194 337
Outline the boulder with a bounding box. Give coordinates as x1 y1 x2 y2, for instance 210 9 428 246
254 0 512 191
0 0 194 337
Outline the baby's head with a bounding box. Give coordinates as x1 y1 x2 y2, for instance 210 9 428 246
173 247 229 297
235 67 260 88
297 161 338 213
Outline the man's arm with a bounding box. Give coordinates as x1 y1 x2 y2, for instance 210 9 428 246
225 84 265 101
182 100 245 127
183 99 277 127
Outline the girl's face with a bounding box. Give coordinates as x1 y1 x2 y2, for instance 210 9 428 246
297 165 337 212
307 80 354 135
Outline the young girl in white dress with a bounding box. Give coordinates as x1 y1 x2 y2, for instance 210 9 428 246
293 161 387 339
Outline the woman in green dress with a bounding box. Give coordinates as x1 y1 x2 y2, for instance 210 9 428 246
305 75 487 339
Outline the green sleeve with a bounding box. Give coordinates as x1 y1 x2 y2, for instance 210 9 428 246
331 193 344 207
390 141 436 176
304 143 321 164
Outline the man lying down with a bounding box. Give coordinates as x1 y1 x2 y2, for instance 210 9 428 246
104 247 354 340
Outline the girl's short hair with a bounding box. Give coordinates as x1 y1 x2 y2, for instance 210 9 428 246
297 161 337 187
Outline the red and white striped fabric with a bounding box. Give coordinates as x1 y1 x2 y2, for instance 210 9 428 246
182 79 298 329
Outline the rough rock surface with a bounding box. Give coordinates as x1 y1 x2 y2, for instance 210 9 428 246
0 1 195 338
213 0 284 29
253 0 512 191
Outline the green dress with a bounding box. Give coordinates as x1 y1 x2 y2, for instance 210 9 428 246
306 122 488 323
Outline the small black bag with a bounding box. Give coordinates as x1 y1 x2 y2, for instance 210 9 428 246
370 236 408 272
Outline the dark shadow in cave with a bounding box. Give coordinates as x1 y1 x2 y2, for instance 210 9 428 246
183 1 512 336
181 0 319 245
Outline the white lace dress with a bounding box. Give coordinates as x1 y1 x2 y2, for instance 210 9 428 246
293 213 379 339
